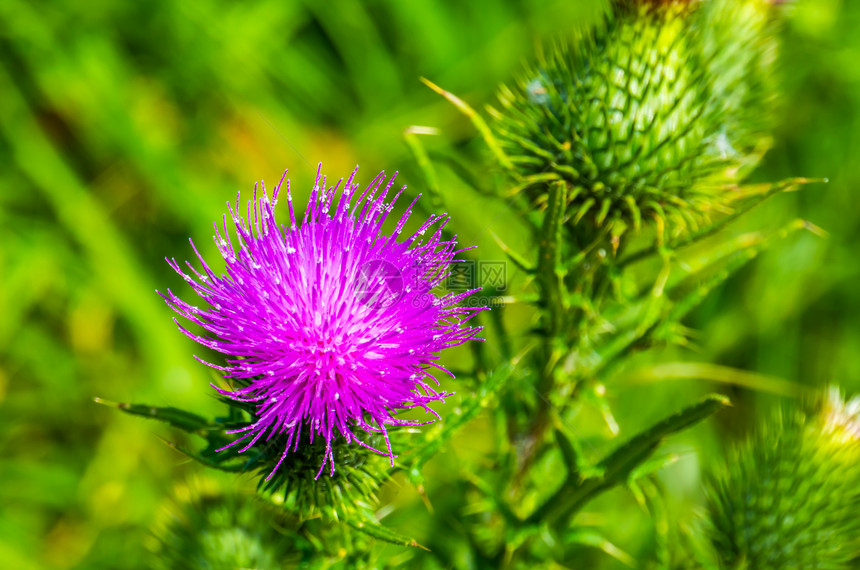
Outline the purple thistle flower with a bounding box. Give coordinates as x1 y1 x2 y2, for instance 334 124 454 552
161 166 484 478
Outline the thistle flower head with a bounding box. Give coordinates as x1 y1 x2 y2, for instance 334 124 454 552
491 0 778 236
161 166 483 478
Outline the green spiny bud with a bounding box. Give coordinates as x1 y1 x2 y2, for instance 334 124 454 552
491 0 779 235
706 389 860 569
149 478 309 569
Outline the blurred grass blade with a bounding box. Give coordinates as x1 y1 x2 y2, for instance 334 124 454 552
490 231 535 274
403 126 445 212
620 362 805 396
565 529 635 568
0 62 206 387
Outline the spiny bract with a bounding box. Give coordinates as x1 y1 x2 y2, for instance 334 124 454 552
706 389 860 569
490 0 778 235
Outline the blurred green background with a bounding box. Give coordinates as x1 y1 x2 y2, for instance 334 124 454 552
0 0 856 567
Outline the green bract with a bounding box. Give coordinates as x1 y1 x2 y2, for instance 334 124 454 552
490 0 778 235
185 396 391 522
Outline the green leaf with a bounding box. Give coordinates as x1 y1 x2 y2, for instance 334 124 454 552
554 429 581 480
596 394 730 484
530 395 730 526
619 178 823 267
158 438 246 474
665 218 825 323
95 397 214 433
629 452 681 482
345 516 427 550
573 218 821 386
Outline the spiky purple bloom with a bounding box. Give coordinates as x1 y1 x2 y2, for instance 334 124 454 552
161 166 483 478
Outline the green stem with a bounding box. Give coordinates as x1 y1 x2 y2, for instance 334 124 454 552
516 181 568 477
536 181 567 340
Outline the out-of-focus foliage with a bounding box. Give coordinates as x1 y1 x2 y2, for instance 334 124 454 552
707 390 860 569
0 0 856 568
150 477 310 570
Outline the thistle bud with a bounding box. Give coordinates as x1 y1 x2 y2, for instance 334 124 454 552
149 479 308 569
491 0 779 234
706 389 860 568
